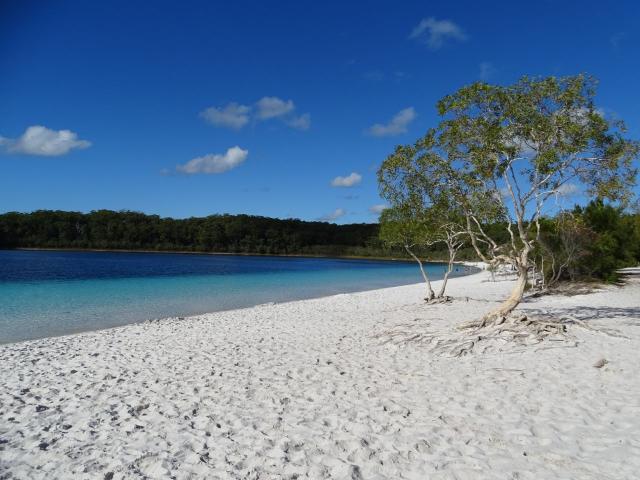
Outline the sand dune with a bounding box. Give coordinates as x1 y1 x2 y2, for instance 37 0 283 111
1 271 640 479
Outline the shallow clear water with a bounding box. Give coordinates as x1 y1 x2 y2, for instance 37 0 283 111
0 250 473 344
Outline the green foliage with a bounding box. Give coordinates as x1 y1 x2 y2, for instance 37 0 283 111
378 74 638 289
378 205 432 249
377 129 468 254
437 74 638 209
0 210 386 257
536 212 594 284
578 200 640 280
537 200 640 283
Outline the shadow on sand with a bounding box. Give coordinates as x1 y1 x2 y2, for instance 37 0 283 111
524 305 640 324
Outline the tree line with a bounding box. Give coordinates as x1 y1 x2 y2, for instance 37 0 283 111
0 210 385 257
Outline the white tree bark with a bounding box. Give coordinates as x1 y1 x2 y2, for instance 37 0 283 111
483 248 530 321
487 264 528 318
437 241 460 298
405 244 435 301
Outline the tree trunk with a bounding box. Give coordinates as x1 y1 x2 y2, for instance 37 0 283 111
405 245 435 301
437 246 455 298
483 263 528 321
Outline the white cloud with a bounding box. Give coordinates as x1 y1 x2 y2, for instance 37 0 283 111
566 106 605 126
556 183 580 197
318 208 346 222
176 146 248 174
506 136 537 156
286 113 311 130
201 97 310 130
255 96 295 120
1 125 91 156
479 61 495 81
367 107 416 137
497 186 511 199
369 204 388 214
331 172 362 188
410 17 467 50
200 103 251 130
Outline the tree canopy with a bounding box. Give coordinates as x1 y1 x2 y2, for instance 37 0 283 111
0 210 383 257
377 74 639 321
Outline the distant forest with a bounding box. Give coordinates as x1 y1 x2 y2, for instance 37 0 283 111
0 210 395 257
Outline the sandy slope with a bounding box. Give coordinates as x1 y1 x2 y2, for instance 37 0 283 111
1 271 639 479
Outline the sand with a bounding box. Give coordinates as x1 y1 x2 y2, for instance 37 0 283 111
1 269 640 479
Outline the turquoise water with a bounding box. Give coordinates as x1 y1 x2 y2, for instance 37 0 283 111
0 250 473 344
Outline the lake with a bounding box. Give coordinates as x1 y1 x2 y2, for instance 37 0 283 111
0 250 473 344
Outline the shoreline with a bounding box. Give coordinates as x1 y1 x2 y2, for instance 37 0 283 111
0 269 483 347
0 279 431 347
2 271 638 478
7 246 464 264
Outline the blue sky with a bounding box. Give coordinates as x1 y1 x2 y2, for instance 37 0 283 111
1 0 639 223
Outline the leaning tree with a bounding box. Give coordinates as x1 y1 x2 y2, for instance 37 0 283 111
434 74 638 326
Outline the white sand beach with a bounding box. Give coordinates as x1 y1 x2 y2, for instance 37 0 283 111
1 270 640 479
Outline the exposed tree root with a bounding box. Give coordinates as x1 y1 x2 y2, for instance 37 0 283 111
459 313 566 335
374 312 626 357
425 296 453 305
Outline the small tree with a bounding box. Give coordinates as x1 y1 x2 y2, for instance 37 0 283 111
537 212 594 287
433 218 466 298
378 133 467 301
379 205 437 301
434 75 638 325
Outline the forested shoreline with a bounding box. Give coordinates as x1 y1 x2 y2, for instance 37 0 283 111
0 210 391 258
1 202 639 281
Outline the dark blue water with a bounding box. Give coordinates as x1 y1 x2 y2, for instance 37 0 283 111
0 250 472 344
